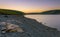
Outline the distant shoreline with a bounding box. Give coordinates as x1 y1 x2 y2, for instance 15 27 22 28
24 13 60 15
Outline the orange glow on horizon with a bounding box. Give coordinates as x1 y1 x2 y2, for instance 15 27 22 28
20 9 45 13
0 5 60 13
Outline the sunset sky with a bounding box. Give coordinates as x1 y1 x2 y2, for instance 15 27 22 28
0 0 60 13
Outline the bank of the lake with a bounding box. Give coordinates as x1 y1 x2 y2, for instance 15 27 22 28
25 15 60 31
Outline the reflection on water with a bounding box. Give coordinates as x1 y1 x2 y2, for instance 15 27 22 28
25 15 60 31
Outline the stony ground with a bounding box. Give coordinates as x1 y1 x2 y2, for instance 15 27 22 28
0 15 60 37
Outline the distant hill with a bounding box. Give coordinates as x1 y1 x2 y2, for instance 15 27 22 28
0 9 24 15
40 10 60 14
25 10 60 15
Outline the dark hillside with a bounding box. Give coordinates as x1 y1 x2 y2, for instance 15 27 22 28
40 10 60 14
0 9 24 15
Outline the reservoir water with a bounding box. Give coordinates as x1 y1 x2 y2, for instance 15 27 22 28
25 15 60 31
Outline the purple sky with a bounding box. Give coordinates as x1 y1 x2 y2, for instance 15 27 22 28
0 0 60 13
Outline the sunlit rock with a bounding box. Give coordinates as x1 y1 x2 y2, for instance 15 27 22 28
6 23 24 32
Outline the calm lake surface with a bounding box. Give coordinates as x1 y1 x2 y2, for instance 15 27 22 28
25 15 60 31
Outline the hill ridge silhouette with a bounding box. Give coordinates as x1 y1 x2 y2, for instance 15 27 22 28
25 9 60 15
0 9 24 15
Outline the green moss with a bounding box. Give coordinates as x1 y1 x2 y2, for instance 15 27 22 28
0 9 24 15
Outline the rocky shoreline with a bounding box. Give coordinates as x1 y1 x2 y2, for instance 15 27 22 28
0 15 60 37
